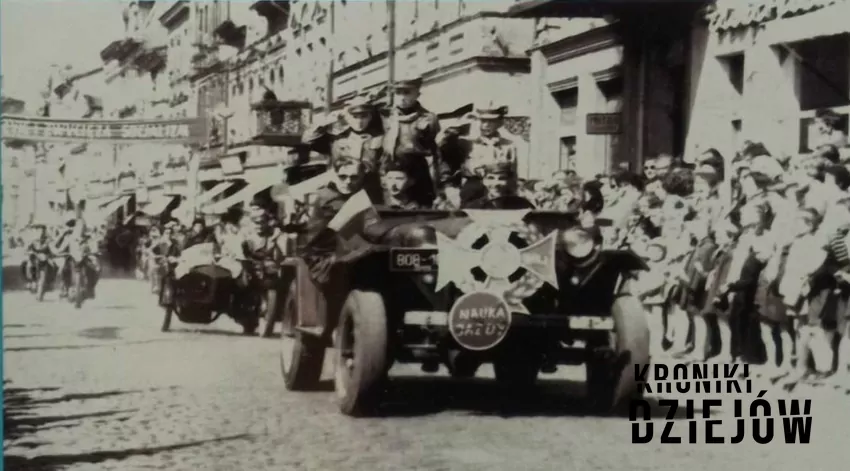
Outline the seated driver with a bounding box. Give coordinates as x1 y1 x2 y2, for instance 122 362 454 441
239 199 286 287
463 160 535 210
24 224 52 290
303 156 379 284
184 217 214 250
54 218 100 298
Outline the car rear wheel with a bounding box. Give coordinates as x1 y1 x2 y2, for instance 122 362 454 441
334 289 388 417
280 281 325 391
586 294 649 415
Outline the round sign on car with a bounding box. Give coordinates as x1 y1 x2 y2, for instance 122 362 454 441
448 292 512 351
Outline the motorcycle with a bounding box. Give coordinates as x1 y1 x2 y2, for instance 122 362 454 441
32 252 54 301
67 246 98 309
160 244 272 335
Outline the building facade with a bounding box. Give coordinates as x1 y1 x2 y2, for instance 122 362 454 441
18 0 845 224
686 0 850 159
519 1 699 180
518 0 850 178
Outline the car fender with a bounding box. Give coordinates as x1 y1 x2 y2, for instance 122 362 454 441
280 257 328 331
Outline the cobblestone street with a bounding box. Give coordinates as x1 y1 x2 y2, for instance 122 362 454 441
4 279 850 471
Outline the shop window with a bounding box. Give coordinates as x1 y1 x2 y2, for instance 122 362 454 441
718 53 745 96
559 136 577 170
554 88 578 126
598 77 623 113
792 35 850 111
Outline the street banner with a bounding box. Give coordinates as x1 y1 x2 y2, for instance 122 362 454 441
0 115 207 144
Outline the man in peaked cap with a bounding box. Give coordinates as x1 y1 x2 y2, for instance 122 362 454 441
464 160 533 210
439 100 519 206
302 94 385 203
382 75 441 207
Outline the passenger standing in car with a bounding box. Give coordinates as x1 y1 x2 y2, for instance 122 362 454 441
439 101 519 206
382 76 441 207
303 95 385 203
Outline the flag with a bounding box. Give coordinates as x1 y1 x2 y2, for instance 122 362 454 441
327 189 378 242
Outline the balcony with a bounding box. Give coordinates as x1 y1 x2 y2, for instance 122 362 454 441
251 1 290 36
99 38 143 63
133 46 167 73
214 20 248 50
250 98 311 146
190 43 223 79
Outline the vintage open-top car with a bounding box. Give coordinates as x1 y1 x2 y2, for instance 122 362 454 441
278 207 650 416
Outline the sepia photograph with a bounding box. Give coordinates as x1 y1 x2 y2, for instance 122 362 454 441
2 0 850 469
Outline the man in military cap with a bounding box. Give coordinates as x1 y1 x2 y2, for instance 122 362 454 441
439 101 519 206
303 94 385 202
383 76 441 207
464 160 534 210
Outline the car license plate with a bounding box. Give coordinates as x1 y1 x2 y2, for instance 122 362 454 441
569 316 615 330
404 311 448 326
390 248 438 272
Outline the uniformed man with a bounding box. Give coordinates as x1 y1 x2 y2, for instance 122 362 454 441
379 157 428 210
382 76 441 206
303 94 385 202
464 160 534 210
302 157 380 284
439 101 519 206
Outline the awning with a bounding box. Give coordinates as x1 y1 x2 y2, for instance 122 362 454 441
171 202 194 226
95 195 130 220
201 178 278 215
508 0 702 18
196 181 238 207
139 194 177 217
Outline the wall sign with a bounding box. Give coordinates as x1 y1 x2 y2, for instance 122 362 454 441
586 113 622 135
0 115 206 144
